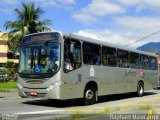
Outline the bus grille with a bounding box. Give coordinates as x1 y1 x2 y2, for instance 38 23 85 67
24 79 47 84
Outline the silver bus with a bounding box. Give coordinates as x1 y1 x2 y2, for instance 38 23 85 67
17 31 158 105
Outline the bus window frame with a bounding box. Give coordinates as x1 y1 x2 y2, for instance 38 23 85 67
63 38 82 73
117 49 129 68
83 42 101 66
102 46 117 67
18 42 61 79
129 52 141 69
149 56 157 70
141 54 150 70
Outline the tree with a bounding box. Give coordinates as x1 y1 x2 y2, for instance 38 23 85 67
3 3 52 52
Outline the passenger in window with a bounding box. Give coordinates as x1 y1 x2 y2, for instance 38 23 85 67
64 51 75 71
64 61 74 71
102 56 108 65
94 48 101 65
40 49 47 68
69 52 75 68
94 56 100 65
46 48 58 72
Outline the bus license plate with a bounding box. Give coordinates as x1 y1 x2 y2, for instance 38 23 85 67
29 91 38 96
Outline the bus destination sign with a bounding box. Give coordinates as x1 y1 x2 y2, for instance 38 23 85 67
23 33 59 44
31 34 52 41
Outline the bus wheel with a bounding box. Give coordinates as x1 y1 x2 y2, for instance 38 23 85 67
84 87 96 105
137 82 144 97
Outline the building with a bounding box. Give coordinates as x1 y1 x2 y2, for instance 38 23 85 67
0 32 8 67
0 32 18 69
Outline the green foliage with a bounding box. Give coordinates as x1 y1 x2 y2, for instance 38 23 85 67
3 2 52 52
3 61 17 81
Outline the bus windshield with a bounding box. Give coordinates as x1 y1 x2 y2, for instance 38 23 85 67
19 43 60 76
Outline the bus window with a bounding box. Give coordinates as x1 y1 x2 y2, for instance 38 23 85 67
102 46 116 66
129 52 140 69
150 57 157 70
83 42 101 65
64 38 81 72
117 50 129 68
141 55 150 70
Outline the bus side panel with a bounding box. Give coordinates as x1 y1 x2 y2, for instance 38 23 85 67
60 68 84 100
81 65 127 96
99 66 127 95
144 70 158 90
125 69 139 93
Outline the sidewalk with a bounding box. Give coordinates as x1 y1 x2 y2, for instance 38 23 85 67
0 90 19 99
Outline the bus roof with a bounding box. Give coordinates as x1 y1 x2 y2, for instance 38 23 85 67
62 32 158 57
24 31 158 57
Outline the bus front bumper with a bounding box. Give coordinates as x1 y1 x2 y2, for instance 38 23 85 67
17 82 61 99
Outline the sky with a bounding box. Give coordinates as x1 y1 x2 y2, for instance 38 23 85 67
1 0 160 49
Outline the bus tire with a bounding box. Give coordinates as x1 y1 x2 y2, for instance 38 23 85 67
84 87 96 105
137 82 144 97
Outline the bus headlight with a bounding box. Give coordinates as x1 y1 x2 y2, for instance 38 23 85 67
47 85 53 91
47 81 62 91
54 81 62 86
17 83 23 89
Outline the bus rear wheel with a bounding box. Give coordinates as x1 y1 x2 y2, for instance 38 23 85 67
137 82 144 97
84 87 96 105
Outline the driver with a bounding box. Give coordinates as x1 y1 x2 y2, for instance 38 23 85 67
46 48 58 72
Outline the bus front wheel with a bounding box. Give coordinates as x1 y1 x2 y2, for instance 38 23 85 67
84 87 96 105
137 82 144 97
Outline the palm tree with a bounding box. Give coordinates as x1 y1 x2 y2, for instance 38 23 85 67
3 3 52 52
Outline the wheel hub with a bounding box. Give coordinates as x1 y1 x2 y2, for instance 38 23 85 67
140 86 143 94
85 90 94 99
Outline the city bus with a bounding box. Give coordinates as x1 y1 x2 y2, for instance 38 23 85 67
17 31 159 105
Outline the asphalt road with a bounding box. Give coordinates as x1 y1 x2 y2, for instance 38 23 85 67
0 89 160 120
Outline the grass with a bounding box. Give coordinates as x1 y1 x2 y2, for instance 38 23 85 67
138 105 152 110
114 105 121 112
71 110 87 120
70 106 120 119
104 106 112 114
0 81 17 92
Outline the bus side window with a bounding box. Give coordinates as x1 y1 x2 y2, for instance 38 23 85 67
102 46 117 67
83 42 101 65
141 55 150 70
150 57 157 70
64 38 81 72
129 52 140 69
117 50 129 68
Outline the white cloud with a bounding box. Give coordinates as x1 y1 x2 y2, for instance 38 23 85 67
75 16 160 49
32 0 76 7
73 0 125 24
84 0 125 16
117 0 160 11
114 16 160 36
73 0 160 24
1 0 17 5
73 13 97 24
75 29 132 47
1 0 160 49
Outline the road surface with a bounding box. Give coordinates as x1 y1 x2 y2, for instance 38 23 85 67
0 89 160 119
